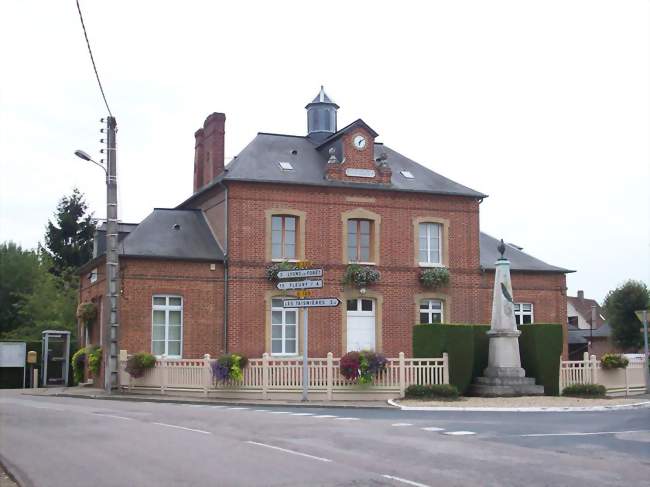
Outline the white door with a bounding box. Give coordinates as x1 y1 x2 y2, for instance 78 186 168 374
346 298 376 352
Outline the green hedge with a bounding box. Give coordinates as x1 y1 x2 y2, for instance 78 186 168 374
413 323 563 395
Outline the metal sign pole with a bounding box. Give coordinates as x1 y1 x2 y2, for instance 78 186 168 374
302 308 309 401
643 310 649 393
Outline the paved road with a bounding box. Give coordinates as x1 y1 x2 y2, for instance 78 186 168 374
1 390 649 487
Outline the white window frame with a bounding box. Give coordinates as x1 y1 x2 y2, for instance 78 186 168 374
347 219 372 263
271 298 298 356
418 222 442 266
419 299 444 324
271 215 297 261
152 295 183 358
514 302 534 325
89 268 98 283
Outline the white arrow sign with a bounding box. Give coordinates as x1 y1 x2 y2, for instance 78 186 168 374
277 268 323 279
277 279 323 290
283 298 341 308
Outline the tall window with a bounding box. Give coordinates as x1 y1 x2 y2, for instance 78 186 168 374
420 299 443 324
419 223 441 265
514 303 533 325
152 295 183 357
271 215 296 260
348 219 372 262
271 298 298 355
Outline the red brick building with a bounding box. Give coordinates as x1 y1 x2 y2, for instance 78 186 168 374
79 88 572 366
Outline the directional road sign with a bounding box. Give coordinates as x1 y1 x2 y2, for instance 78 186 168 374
277 268 323 279
277 279 323 290
283 298 341 308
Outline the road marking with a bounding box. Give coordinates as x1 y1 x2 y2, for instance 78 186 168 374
520 430 650 437
382 474 431 487
92 413 133 421
245 441 332 463
421 427 445 432
444 431 476 436
312 414 338 418
187 404 206 408
228 407 249 410
392 423 413 427
335 417 359 421
269 411 291 414
291 412 314 416
29 405 66 411
254 409 269 412
153 422 211 434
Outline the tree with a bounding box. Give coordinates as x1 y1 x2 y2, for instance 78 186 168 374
603 280 650 350
43 188 96 278
0 242 41 335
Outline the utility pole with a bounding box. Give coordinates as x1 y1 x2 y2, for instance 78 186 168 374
590 304 596 355
104 116 119 392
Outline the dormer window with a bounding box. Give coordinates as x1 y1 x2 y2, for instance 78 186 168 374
400 170 414 179
278 161 293 171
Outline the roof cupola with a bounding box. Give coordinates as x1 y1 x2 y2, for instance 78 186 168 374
306 86 339 140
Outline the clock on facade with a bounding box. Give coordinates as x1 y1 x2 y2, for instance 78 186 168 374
353 134 366 150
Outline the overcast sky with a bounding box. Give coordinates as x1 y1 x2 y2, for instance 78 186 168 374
1 1 648 303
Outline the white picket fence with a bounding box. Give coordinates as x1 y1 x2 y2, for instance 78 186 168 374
119 351 449 401
559 352 648 396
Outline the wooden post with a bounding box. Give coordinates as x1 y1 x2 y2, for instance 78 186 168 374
262 353 269 400
399 352 406 397
203 354 211 397
326 352 333 401
583 352 590 383
590 354 598 385
442 353 449 385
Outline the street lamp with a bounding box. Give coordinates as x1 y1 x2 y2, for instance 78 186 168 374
74 116 119 393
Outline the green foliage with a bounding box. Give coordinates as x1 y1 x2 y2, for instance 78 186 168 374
342 264 380 287
43 188 96 277
413 323 563 395
419 267 450 289
125 352 157 378
404 384 459 400
603 280 650 349
562 384 606 398
71 347 87 383
518 324 563 396
86 346 102 377
265 261 297 281
211 353 248 381
600 353 629 369
0 242 41 335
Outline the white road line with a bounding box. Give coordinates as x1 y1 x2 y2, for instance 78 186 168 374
312 414 338 418
335 417 359 421
291 412 314 416
245 441 332 463
382 474 431 487
29 405 66 411
444 431 476 436
421 427 445 432
391 423 413 427
153 422 211 434
254 409 269 412
269 411 291 414
228 407 250 410
520 430 650 437
92 413 133 421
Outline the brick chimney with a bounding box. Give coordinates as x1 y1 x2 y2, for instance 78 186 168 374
193 112 226 193
577 290 584 300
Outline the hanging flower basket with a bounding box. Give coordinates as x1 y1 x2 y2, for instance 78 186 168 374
211 353 248 382
339 350 388 384
76 302 97 326
419 267 450 289
265 262 298 282
343 264 380 288
600 353 629 369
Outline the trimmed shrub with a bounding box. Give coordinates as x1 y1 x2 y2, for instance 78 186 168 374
562 384 607 398
404 384 460 400
518 324 563 396
601 353 629 369
125 352 157 378
419 268 450 289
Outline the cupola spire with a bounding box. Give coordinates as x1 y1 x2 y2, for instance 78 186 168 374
305 86 339 140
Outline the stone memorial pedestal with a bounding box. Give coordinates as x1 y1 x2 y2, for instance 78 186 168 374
469 249 543 396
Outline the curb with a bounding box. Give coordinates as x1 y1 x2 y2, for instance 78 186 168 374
21 391 397 410
388 398 650 412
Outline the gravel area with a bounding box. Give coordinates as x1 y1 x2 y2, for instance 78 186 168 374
398 395 650 408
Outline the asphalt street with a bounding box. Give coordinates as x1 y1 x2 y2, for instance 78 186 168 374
0 390 648 487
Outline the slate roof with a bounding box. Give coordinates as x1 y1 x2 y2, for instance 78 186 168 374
306 86 339 108
89 209 223 265
567 295 606 328
197 133 487 201
479 232 572 273
567 322 612 345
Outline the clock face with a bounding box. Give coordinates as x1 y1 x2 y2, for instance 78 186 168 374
353 135 367 150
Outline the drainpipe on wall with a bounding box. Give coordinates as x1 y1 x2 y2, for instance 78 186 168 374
218 181 229 354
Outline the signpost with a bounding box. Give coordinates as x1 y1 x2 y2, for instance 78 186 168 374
634 309 650 393
276 266 340 401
